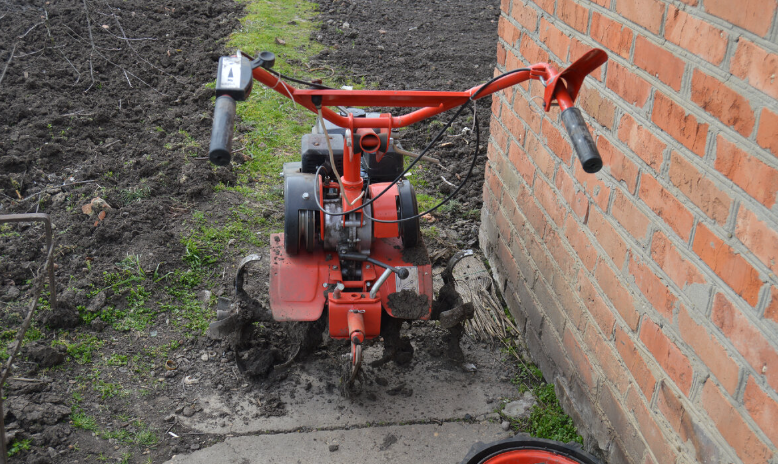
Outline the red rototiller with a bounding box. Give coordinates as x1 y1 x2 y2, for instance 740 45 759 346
206 48 607 384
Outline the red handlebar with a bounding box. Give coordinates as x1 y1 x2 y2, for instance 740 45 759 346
251 48 607 131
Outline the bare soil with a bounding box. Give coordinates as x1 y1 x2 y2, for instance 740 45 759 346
0 0 506 462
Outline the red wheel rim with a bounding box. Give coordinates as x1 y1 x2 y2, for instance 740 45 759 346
483 449 587 464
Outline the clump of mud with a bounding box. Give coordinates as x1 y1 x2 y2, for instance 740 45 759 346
386 290 430 319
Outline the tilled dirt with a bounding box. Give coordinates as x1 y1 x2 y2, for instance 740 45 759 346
1 0 507 462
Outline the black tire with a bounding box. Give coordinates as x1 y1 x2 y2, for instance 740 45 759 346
461 434 601 464
397 179 420 248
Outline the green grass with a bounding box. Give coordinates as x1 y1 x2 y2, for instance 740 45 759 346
8 438 32 457
225 0 322 187
527 383 582 444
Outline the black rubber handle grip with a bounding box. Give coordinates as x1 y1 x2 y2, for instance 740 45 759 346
561 107 602 174
209 95 236 166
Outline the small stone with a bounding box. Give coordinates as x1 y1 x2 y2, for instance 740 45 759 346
501 420 511 431
175 405 185 414
329 444 339 452
164 414 176 422
182 406 195 417
191 443 200 451
464 413 472 421
200 353 209 362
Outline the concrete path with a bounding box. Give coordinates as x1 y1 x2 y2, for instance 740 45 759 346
167 422 509 463
168 254 517 463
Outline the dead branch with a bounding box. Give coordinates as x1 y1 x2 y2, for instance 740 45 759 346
0 227 54 462
0 43 17 89
82 0 96 92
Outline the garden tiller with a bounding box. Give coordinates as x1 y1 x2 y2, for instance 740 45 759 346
207 48 607 384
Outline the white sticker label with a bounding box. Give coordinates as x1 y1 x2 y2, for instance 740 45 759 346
395 267 419 293
220 57 241 89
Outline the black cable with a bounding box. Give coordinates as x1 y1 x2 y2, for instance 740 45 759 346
268 69 335 90
307 67 531 221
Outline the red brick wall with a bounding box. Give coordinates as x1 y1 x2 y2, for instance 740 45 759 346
483 1 778 462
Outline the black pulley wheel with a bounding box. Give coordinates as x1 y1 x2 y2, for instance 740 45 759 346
396 179 420 248
462 434 601 464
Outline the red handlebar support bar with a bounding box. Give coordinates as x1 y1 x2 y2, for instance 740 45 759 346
209 48 608 176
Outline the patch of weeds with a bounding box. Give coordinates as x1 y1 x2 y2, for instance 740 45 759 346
60 334 104 364
7 438 32 457
71 410 98 432
103 420 159 446
105 353 128 366
526 384 582 444
120 184 151 204
162 284 210 335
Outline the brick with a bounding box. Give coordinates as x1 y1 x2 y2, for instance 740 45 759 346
496 201 513 240
615 325 657 397
589 0 609 6
564 327 597 389
705 0 776 37
557 0 589 33
712 292 778 392
498 16 521 47
629 255 676 320
597 135 638 193
599 384 647 459
612 190 650 242
565 215 598 270
519 34 550 67
514 89 543 135
542 120 572 165
539 18 571 61
525 131 556 180
665 6 728 66
569 39 602 80
597 263 640 331
650 230 706 291
633 35 685 92
491 92 503 118
508 140 536 186
624 386 677 464
578 84 615 129
656 380 727 464
639 174 694 242
490 116 509 154
766 286 778 324
590 12 633 59
691 70 755 138
502 107 526 147
735 206 778 275
588 207 628 267
501 0 511 13
652 92 708 157
496 42 507 68
605 61 651 108
511 0 538 31
579 270 617 336
668 151 732 226
556 167 588 219
693 223 762 307
517 183 550 238
617 113 666 173
575 164 610 215
744 376 778 446
615 0 665 34
702 380 774 463
716 135 778 208
584 323 630 393
640 318 694 395
535 0 555 14
535 176 567 227
678 305 740 395
756 108 778 157
730 38 778 100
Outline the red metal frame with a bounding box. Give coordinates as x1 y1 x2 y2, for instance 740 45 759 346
265 49 607 345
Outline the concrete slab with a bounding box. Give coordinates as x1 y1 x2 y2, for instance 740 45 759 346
167 422 511 463
176 340 516 435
